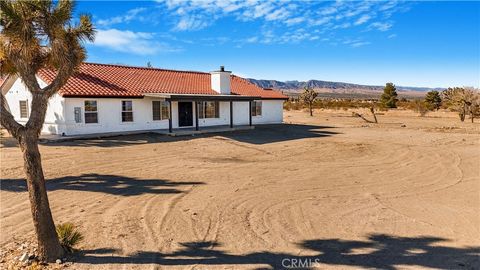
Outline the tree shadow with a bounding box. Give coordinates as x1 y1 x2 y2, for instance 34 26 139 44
76 234 479 269
41 133 175 148
222 124 339 145
37 124 339 148
0 136 18 148
0 173 204 196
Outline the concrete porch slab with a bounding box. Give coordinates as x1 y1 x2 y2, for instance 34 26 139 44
39 125 254 142
166 125 254 137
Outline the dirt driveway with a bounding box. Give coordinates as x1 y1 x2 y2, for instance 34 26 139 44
1 110 479 269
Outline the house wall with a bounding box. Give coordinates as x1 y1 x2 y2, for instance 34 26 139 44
4 76 284 136
4 77 66 135
62 99 284 135
63 97 170 135
253 100 284 124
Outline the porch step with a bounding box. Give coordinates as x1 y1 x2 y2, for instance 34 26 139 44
167 125 254 137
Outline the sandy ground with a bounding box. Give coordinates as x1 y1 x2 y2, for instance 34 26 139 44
1 109 479 270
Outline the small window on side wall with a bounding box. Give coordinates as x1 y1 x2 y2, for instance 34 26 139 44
84 100 98 124
122 100 133 122
252 101 262 116
19 100 29 118
74 107 82 123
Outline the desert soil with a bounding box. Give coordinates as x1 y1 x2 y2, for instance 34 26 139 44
1 109 479 269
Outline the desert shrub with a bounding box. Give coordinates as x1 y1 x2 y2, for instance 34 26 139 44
442 87 479 122
283 100 303 111
56 223 84 252
412 100 429 116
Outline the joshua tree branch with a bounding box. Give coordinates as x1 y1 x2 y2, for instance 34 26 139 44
0 93 25 139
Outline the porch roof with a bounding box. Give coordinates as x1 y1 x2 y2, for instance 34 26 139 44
143 93 259 101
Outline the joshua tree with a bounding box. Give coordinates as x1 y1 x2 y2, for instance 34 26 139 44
300 87 318 116
380 83 398 108
442 87 478 122
424 90 442 111
0 0 94 262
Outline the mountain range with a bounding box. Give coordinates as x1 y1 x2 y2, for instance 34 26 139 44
246 78 444 98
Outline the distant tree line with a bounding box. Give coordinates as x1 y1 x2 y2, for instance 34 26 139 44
291 83 480 122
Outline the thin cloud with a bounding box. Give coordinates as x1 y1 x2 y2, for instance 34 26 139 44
355 14 371 26
92 29 181 55
369 22 393 32
350 41 371 48
97 7 146 27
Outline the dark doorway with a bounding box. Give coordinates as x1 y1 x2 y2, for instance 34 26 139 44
178 102 193 127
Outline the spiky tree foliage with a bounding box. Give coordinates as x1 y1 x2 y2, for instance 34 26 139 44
0 0 94 262
424 90 442 111
300 87 318 116
442 87 478 122
56 223 84 252
380 83 398 108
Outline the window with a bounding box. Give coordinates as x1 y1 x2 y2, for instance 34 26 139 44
198 101 219 119
74 107 82 123
122 100 133 122
252 101 262 116
19 100 28 118
152 101 170 120
84 100 98 124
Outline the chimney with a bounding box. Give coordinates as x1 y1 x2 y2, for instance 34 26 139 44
211 66 231 94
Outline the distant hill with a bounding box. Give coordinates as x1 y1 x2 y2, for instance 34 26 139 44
246 78 445 99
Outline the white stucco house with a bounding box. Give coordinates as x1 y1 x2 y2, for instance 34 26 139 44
1 63 287 136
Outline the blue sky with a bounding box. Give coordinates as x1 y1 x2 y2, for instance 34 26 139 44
77 1 480 88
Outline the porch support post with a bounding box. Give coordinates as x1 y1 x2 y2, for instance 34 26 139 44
195 101 199 131
249 100 252 126
230 101 233 128
168 100 172 133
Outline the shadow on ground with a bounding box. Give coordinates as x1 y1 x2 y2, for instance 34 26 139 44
0 173 204 196
76 234 479 269
77 234 480 269
33 124 339 148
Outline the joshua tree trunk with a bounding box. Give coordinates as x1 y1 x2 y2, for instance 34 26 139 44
370 107 378 123
309 103 313 116
1 93 64 262
20 131 64 261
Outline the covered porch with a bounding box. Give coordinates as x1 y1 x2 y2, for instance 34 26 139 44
144 93 259 134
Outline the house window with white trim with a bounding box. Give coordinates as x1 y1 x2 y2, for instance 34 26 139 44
152 101 170 120
19 100 29 118
122 100 133 122
84 100 98 124
198 101 219 119
252 101 262 116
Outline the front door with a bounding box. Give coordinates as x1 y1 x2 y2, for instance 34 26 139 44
178 102 193 127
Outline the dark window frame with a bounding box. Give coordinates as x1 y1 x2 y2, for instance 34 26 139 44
252 101 262 116
198 101 219 119
152 100 170 121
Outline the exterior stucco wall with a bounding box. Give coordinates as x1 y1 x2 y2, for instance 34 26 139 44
253 100 284 124
4 77 66 135
4 77 284 136
63 97 170 135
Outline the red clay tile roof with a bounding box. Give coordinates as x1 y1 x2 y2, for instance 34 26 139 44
37 62 288 99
